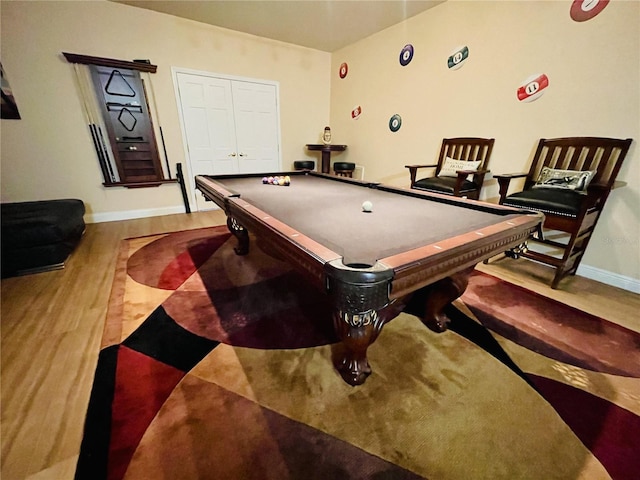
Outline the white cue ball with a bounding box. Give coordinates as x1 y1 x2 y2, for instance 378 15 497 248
362 201 373 212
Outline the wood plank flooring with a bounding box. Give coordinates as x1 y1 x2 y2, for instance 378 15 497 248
1 210 638 479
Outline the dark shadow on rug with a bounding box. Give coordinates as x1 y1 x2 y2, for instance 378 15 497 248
463 271 640 377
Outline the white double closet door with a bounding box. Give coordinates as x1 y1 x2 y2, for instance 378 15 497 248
175 70 281 211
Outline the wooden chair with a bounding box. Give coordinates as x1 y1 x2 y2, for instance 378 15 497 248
493 136 633 289
405 137 495 199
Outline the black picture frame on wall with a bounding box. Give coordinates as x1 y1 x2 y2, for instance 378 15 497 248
1 62 21 120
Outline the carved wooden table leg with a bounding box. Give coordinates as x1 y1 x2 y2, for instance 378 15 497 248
332 309 386 386
226 216 249 255
405 266 474 333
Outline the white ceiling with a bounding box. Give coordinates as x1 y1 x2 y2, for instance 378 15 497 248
111 1 445 52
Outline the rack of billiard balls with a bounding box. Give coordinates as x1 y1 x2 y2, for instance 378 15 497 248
262 175 291 186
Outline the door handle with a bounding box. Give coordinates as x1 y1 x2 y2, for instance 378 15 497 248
228 152 237 157
239 153 248 157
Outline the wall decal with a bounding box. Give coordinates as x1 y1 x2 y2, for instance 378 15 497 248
447 46 469 70
389 114 402 132
351 105 362 120
399 44 414 66
339 62 348 78
570 0 609 22
1 62 21 119
517 73 549 102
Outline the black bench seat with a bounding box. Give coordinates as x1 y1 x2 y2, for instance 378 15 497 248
1 199 85 277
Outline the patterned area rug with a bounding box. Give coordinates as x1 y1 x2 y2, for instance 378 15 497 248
75 226 640 480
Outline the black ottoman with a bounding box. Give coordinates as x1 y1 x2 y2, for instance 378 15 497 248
1 199 86 277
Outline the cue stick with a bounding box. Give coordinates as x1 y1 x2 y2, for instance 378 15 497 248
159 126 171 177
95 123 116 183
82 67 118 183
90 125 110 182
176 163 191 214
143 72 172 178
73 64 112 183
75 64 117 183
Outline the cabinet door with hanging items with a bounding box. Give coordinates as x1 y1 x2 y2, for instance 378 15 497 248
90 66 164 184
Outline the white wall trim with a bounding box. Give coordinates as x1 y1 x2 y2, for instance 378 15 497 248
85 205 187 224
577 264 640 294
171 66 281 88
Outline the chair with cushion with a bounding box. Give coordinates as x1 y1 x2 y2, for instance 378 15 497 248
493 136 633 289
405 137 495 199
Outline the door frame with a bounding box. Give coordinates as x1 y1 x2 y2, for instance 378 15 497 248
172 67 282 212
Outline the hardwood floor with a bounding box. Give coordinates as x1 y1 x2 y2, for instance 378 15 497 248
1 211 226 480
1 210 638 479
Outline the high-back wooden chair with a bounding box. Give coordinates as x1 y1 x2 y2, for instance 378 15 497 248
405 137 495 199
494 136 633 289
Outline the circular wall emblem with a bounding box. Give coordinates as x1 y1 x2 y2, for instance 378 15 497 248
447 46 469 70
351 105 362 120
517 73 550 102
399 44 414 66
339 62 348 78
389 114 402 132
570 0 609 22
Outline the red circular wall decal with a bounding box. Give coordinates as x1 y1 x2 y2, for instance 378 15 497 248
570 0 609 22
517 74 550 103
339 62 348 78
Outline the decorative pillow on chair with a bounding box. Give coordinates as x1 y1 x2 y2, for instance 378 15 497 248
533 167 595 192
438 157 481 178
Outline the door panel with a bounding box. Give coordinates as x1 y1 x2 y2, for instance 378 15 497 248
176 73 238 210
232 82 280 173
176 71 281 211
177 74 238 174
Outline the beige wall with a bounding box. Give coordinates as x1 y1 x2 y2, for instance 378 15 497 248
330 0 639 285
0 0 330 219
2 0 638 286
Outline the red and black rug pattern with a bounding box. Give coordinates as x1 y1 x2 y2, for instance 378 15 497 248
75 226 640 480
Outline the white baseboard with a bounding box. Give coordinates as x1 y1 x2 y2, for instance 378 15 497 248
577 264 640 294
85 205 186 224
527 237 639 293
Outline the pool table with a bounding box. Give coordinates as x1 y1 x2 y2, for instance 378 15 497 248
195 171 543 386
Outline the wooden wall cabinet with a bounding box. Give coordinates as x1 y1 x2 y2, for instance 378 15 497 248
63 52 175 188
90 66 164 184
